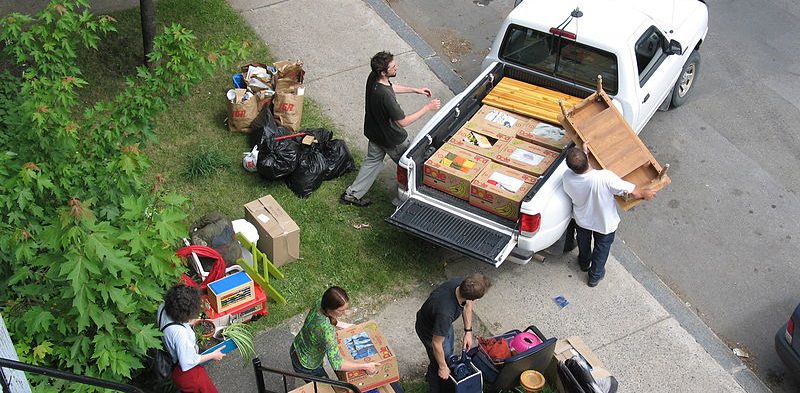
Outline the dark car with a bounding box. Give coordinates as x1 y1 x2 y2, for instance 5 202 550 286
775 302 800 382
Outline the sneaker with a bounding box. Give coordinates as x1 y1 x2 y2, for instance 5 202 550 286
340 193 371 207
578 259 590 272
587 275 603 287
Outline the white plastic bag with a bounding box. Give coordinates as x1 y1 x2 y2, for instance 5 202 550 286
242 145 259 172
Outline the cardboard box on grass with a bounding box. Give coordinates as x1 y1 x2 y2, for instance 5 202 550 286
448 126 513 159
465 104 530 137
470 163 537 220
244 195 300 267
495 138 559 177
517 120 570 152
424 143 490 200
335 320 399 391
553 336 611 393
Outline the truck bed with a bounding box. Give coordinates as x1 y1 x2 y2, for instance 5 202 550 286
409 64 590 210
389 64 592 264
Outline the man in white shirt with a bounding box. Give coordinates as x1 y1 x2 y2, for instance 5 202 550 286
562 145 656 287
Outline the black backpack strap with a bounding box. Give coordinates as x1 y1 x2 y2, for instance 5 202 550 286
158 307 184 332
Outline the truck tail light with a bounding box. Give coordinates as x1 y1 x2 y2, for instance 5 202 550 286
549 28 577 40
519 213 541 236
396 166 408 191
787 318 795 345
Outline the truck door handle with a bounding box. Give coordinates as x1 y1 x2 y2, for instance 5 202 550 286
642 94 650 103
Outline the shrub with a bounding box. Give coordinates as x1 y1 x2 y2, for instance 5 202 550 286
0 1 244 390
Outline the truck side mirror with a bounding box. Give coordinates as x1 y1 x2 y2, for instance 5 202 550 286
666 39 682 55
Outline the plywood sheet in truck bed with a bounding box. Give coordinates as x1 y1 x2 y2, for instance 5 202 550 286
483 78 583 125
557 77 670 211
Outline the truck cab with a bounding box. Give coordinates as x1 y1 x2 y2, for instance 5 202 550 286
484 0 708 131
388 0 708 266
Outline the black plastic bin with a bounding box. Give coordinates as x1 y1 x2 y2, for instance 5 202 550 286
468 325 557 392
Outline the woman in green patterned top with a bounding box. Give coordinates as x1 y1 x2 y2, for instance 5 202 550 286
290 286 378 379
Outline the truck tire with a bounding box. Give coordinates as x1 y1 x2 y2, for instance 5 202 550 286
670 50 700 108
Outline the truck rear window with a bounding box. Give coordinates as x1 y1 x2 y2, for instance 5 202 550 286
499 24 618 95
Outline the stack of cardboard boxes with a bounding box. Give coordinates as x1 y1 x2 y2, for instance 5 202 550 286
423 104 570 220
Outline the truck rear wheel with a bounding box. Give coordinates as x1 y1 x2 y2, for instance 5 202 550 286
671 50 700 108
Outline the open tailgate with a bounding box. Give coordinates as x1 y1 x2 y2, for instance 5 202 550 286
558 77 671 210
387 197 514 266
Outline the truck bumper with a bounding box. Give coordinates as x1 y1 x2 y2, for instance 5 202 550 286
505 246 536 265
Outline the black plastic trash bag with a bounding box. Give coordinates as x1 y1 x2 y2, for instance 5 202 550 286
285 143 327 198
297 127 354 180
254 116 300 180
302 127 332 144
321 139 355 180
249 107 280 147
256 137 300 180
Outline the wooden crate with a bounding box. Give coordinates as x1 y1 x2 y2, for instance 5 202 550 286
207 271 256 313
557 76 670 211
483 78 583 124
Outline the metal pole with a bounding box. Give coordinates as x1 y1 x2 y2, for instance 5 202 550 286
253 357 267 393
0 358 143 393
0 367 11 393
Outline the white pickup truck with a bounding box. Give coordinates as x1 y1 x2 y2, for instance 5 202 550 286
387 0 709 266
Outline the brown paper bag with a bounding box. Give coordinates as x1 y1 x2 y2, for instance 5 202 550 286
254 90 274 112
273 87 304 132
273 60 305 84
227 89 259 133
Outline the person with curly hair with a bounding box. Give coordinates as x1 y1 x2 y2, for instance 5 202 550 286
157 284 225 393
290 286 378 379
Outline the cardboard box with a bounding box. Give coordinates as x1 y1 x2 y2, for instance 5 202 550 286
244 195 300 266
335 320 399 391
289 382 394 393
517 120 570 151
554 336 611 381
288 382 338 393
448 126 513 159
470 163 537 220
464 105 531 137
423 144 490 200
495 138 559 177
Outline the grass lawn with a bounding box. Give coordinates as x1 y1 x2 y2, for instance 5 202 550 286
75 0 445 332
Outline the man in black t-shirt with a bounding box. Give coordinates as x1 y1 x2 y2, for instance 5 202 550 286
415 273 492 393
340 51 441 207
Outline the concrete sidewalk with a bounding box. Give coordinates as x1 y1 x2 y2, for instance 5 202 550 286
207 0 770 392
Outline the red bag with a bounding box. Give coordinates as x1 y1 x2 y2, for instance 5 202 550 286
478 337 512 361
175 245 226 289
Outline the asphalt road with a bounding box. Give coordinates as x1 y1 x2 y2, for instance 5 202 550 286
388 0 800 391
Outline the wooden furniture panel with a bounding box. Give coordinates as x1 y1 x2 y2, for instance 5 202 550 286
483 78 583 124
557 76 670 210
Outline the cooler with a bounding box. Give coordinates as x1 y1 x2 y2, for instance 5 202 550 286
468 325 557 392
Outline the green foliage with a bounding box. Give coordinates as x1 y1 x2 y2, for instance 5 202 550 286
221 322 255 367
0 1 244 390
184 146 229 180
